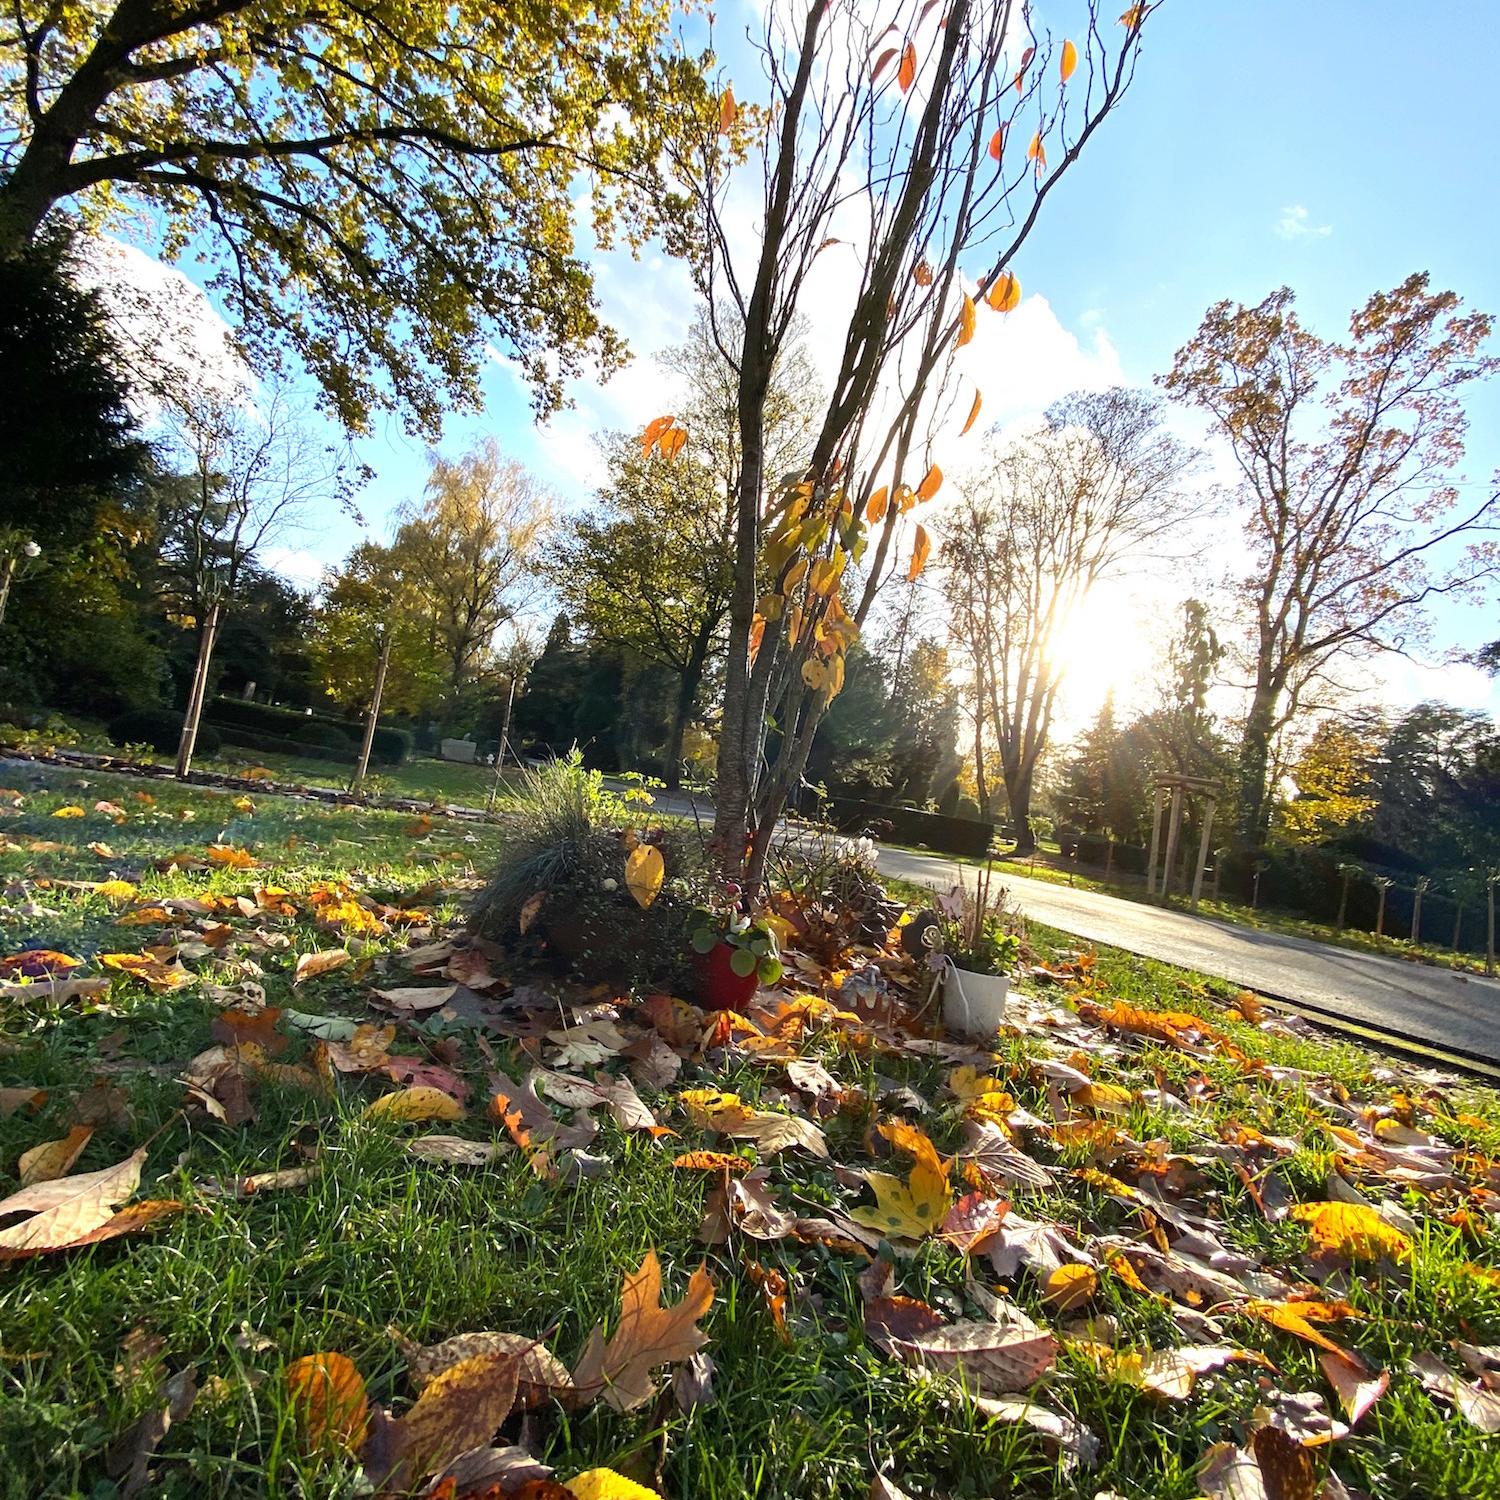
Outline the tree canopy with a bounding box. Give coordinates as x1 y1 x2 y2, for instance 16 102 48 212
0 0 712 431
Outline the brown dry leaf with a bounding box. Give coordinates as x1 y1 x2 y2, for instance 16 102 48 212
572 1250 715 1412
895 1323 1058 1394
0 1086 47 1117
969 1393 1099 1470
286 1351 369 1455
326 1022 395 1073
363 1351 521 1492
293 949 351 985
17 1124 94 1185
107 1366 197 1500
937 1191 1008 1255
372 984 456 1014
724 1111 829 1158
863 1296 945 1355
1116 1344 1270 1401
391 1328 574 1408
1318 1350 1388 1426
365 1087 465 1124
1408 1350 1500 1432
0 1145 144 1251
406 1135 507 1167
0 1199 182 1261
1197 1425 1324 1500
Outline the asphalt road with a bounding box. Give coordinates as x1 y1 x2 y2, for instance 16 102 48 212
877 846 1500 1064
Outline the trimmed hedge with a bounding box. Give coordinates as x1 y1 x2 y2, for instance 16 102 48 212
107 709 221 757
205 696 410 764
213 726 351 764
827 797 996 858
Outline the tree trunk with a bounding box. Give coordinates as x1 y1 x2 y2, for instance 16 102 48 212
1003 763 1036 855
1236 679 1279 848
1336 871 1351 930
665 622 713 792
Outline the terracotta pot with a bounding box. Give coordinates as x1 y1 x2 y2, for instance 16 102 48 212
692 940 759 1013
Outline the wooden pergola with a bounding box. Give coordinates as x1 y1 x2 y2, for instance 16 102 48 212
1145 773 1220 909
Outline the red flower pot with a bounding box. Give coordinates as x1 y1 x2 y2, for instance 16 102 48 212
692 940 759 1014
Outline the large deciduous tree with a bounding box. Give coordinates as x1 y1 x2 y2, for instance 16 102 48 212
1163 275 1500 848
943 388 1198 852
0 0 712 430
668 0 1160 889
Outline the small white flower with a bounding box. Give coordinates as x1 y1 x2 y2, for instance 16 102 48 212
22 541 41 559
601 877 618 892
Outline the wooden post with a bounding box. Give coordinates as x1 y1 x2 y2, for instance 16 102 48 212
1190 797 1216 910
1411 877 1429 946
1336 867 1353 930
487 674 517 811
1486 874 1496 977
1146 784 1165 896
1452 901 1464 953
1375 878 1390 936
0 552 15 630
174 602 221 780
1160 786 1184 901
350 632 392 794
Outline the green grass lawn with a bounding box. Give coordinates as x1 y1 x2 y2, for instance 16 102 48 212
2 768 1499 1498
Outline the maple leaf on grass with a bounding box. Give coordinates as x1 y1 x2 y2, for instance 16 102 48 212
571 1251 715 1412
390 1328 574 1408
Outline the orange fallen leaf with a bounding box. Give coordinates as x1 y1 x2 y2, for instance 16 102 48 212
293 949 351 985
572 1251 715 1411
1042 1263 1098 1312
1289 1201 1410 1262
286 1351 369 1455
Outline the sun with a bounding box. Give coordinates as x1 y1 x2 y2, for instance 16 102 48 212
1045 582 1158 735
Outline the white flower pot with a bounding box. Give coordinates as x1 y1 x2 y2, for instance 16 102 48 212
943 966 1009 1038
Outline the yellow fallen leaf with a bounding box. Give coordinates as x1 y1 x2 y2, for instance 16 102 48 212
51 806 85 819
293 949 351 984
568 1470 666 1500
365 1087 465 1124
17 1125 93 1186
1289 1201 1410 1262
92 880 137 904
680 1089 754 1129
849 1162 951 1241
1042 1263 1098 1312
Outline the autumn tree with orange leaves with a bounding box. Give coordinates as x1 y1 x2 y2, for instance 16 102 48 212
1164 274 1500 848
652 0 1160 890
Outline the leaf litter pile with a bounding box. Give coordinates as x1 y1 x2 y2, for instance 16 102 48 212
3 772 1500 1496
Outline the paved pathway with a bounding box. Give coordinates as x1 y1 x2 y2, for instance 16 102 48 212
877 847 1500 1064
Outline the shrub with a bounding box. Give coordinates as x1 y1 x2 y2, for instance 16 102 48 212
203 697 409 764
107 708 220 756
213 727 348 763
825 797 995 858
290 719 356 751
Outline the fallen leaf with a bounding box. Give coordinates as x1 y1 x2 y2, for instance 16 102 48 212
326 1022 396 1074
17 1124 93 1186
286 1351 369 1455
372 984 456 1014
0 1199 181 1261
725 1111 829 1158
0 1146 145 1252
107 1366 197 1499
1409 1350 1500 1432
1042 1263 1098 1313
572 1250 715 1411
1318 1351 1388 1426
293 949 350 984
0 1086 47 1118
364 1352 521 1492
392 1329 573 1407
895 1323 1058 1394
406 1135 508 1166
1289 1201 1410 1262
969 1393 1099 1470
366 1087 465 1124
567 1471 665 1500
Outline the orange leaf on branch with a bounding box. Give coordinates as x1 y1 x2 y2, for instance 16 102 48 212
957 293 977 346
986 270 1021 312
961 390 983 435
1060 39 1078 82
907 525 932 581
897 42 917 93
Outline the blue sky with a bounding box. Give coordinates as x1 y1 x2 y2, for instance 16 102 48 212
118 0 1500 724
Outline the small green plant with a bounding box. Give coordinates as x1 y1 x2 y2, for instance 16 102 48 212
0 715 82 753
934 864 1019 976
688 888 784 984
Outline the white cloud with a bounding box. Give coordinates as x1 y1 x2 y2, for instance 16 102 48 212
75 236 254 418
1274 204 1332 241
260 545 330 592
